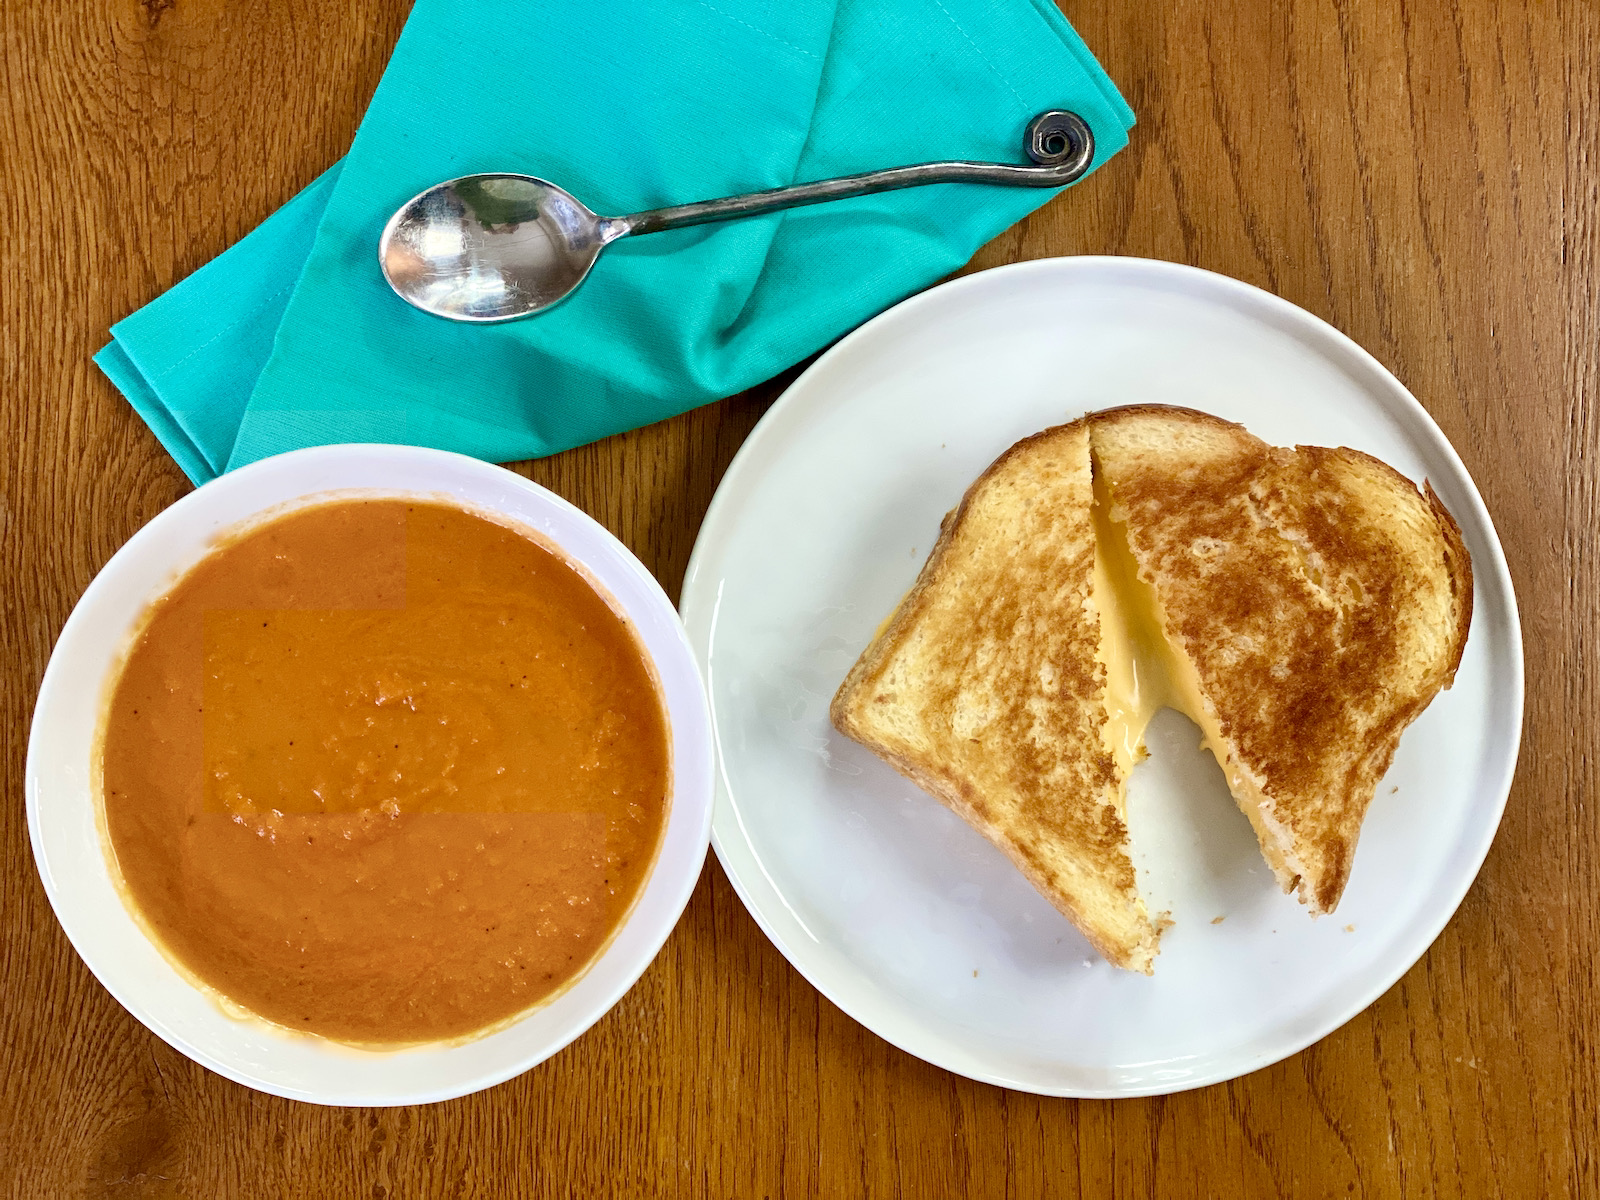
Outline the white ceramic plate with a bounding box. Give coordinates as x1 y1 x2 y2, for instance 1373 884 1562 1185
27 445 714 1105
679 257 1522 1097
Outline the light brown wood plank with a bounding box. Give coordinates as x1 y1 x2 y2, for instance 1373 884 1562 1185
2 0 1594 1194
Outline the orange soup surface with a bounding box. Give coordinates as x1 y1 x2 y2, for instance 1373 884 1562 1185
100 498 670 1043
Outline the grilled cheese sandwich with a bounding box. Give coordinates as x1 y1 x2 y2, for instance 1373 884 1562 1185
832 405 1472 969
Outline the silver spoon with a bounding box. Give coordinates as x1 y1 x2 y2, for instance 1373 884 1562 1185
379 110 1094 323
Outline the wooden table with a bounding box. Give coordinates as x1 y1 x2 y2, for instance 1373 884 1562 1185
3 0 1594 1195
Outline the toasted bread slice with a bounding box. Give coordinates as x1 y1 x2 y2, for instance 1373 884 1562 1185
1088 405 1472 913
830 419 1160 972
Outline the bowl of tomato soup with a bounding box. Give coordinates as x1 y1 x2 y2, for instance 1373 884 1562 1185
27 445 714 1104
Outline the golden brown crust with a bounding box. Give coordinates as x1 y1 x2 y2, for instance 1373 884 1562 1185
1089 405 1473 914
1425 481 1475 687
830 418 1158 973
831 420 1096 724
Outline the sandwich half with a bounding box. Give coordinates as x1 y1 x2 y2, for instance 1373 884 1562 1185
1088 405 1473 913
829 418 1161 972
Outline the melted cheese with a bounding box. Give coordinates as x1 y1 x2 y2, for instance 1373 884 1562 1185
1091 544 1158 779
1091 466 1169 782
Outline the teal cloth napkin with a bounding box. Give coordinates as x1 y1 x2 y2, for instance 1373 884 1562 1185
96 0 1133 485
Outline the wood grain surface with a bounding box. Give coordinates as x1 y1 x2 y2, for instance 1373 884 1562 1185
2 0 1594 1195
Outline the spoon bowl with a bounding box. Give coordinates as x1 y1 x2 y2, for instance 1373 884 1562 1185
379 174 622 323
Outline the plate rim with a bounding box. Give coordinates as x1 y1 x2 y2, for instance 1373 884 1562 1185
679 254 1525 1098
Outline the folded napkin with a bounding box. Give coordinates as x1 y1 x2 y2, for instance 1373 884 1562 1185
97 0 1133 485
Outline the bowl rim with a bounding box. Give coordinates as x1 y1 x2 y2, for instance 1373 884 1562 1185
26 443 714 1105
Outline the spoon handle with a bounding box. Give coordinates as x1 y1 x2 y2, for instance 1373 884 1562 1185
609 110 1094 240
